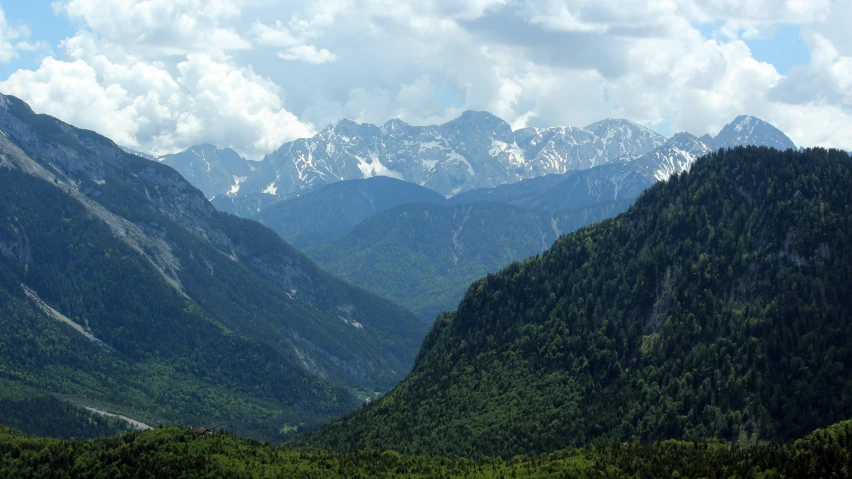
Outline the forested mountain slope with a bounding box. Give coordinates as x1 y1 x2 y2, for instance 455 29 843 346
448 173 569 206
0 167 352 440
302 200 632 320
256 176 446 242
299 147 852 457
0 94 428 441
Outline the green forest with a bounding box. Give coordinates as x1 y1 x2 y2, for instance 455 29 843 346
300 147 852 457
0 168 359 441
0 381 134 440
0 93 429 444
3 94 851 477
256 175 446 242
0 418 849 478
302 200 632 320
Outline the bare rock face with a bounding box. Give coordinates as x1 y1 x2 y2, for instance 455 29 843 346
159 144 256 199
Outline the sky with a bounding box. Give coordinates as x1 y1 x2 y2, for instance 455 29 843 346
0 0 848 159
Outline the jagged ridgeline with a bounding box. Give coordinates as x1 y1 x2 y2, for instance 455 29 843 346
0 94 428 442
298 147 852 457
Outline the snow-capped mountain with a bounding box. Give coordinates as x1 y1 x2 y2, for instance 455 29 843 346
710 115 796 151
546 115 794 208
238 112 667 198
621 116 795 185
630 132 714 181
159 144 256 199
155 113 794 209
514 126 607 172
584 119 667 160
496 117 792 212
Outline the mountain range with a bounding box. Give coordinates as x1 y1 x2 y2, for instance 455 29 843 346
131 113 795 205
159 144 256 199
238 114 666 199
210 117 792 320
1 88 850 479
0 94 428 442
299 146 852 458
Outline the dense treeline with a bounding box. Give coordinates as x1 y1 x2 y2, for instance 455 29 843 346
0 381 132 440
300 147 852 457
0 419 849 478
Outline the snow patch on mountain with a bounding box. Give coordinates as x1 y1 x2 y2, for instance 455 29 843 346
419 141 441 152
489 139 526 166
448 152 476 176
357 152 404 180
159 144 254 198
421 159 438 171
229 175 248 195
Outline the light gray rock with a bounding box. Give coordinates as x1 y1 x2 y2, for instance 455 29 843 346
239 112 668 199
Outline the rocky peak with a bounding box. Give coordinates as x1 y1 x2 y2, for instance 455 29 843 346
442 110 513 138
713 115 796 150
381 118 411 133
584 118 667 160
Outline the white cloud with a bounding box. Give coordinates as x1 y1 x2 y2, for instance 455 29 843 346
2 0 850 156
277 44 336 63
253 20 338 64
0 35 314 158
764 31 852 149
771 33 852 108
251 21 299 48
1 56 139 144
676 0 832 38
54 0 252 55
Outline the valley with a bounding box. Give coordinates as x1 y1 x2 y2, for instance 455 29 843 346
299 147 852 457
1 2 850 476
0 94 428 442
1 89 849 478
178 113 797 321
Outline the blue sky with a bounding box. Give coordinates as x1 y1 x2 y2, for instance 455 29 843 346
744 25 811 74
0 0 848 157
0 1 71 77
692 21 810 75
